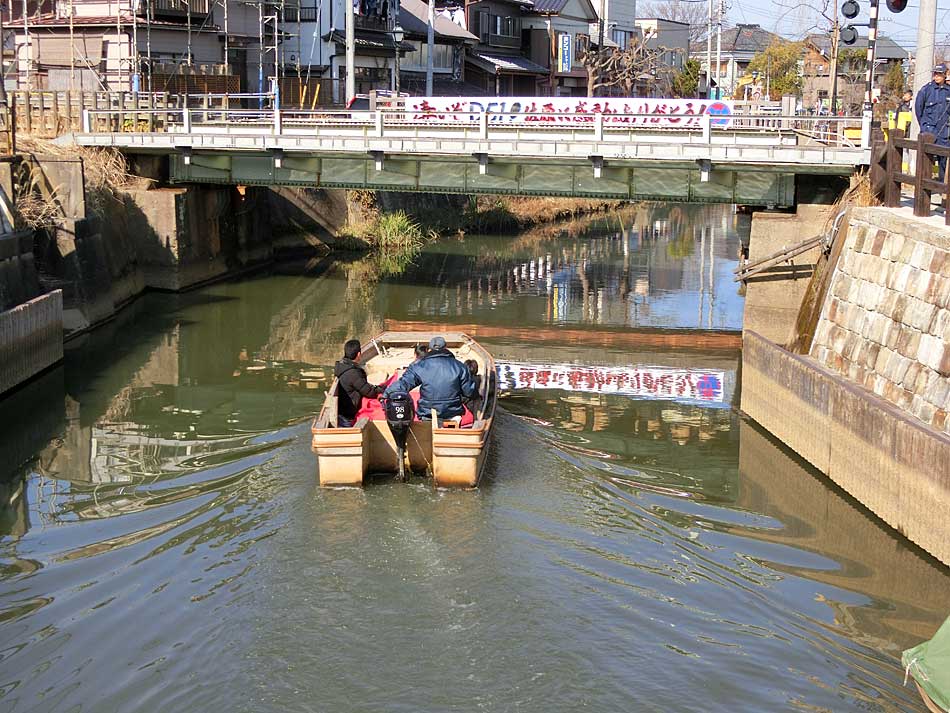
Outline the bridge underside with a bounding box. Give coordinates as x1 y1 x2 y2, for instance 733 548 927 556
161 152 832 206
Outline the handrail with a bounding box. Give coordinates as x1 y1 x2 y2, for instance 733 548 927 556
883 128 950 225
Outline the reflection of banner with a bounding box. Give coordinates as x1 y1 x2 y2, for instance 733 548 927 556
497 362 725 403
558 33 571 72
406 97 734 128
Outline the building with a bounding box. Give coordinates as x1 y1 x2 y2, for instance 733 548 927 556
396 0 479 94
802 33 908 113
7 0 263 92
596 0 637 51
691 23 784 99
522 0 599 96
634 18 688 72
464 0 548 95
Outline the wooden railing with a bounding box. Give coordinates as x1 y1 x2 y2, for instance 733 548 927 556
884 128 950 225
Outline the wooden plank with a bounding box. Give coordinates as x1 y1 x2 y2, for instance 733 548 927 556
915 133 936 217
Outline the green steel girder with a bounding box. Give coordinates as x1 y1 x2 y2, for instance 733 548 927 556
169 153 798 206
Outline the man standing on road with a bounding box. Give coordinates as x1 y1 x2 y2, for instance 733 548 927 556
384 336 476 423
915 64 950 180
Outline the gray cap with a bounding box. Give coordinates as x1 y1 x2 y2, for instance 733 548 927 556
934 63 947 74
428 336 446 350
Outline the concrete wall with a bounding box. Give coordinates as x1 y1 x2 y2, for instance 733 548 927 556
810 207 950 433
742 204 833 344
0 290 63 396
0 230 42 312
741 329 950 566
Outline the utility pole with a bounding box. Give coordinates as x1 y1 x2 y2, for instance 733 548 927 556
22 0 28 89
715 0 723 99
345 0 355 104
911 0 937 138
706 0 712 98
426 0 434 95
828 7 839 113
69 0 75 91
598 0 605 48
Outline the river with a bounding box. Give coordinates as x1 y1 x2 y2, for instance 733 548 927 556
0 203 947 712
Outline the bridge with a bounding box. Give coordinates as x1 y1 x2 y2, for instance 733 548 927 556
72 105 870 207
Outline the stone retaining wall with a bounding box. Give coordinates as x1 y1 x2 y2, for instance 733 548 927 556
0 290 62 395
742 330 950 566
810 207 950 433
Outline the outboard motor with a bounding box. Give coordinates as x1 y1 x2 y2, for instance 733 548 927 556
384 392 415 482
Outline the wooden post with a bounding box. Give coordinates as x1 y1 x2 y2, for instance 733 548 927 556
869 127 886 198
884 128 903 208
51 92 60 136
24 92 32 135
943 148 950 227
915 133 936 218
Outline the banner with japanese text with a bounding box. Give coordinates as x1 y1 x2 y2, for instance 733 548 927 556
558 34 572 73
496 362 727 405
405 97 735 128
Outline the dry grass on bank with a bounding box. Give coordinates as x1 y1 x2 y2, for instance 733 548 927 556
13 136 141 229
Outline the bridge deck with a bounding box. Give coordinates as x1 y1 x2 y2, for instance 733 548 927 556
71 109 869 205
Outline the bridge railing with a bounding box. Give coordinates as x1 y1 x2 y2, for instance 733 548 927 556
78 107 868 150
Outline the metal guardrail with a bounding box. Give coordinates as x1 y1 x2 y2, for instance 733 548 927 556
78 107 869 151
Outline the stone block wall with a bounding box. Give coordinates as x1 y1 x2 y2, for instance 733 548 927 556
810 207 950 432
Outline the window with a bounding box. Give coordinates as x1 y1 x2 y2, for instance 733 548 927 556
612 29 631 50
402 41 453 71
575 33 589 58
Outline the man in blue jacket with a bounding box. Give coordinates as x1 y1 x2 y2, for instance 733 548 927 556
915 63 950 179
384 336 476 422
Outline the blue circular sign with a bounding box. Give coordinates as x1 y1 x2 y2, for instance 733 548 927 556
707 101 732 126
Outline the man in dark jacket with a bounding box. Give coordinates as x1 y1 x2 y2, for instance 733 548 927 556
915 64 950 179
383 336 476 422
334 339 383 427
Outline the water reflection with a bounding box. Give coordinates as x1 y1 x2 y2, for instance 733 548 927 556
383 203 746 331
0 205 946 713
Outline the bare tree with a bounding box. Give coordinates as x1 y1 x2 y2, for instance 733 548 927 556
579 40 677 97
639 0 712 43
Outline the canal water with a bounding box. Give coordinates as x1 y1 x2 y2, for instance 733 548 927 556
1 203 948 712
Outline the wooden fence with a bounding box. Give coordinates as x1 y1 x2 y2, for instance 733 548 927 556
883 129 950 225
7 91 272 138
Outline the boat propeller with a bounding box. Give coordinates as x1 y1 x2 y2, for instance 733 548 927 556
383 392 415 483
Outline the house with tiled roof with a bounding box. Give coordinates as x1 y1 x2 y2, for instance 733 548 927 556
802 33 908 112
463 0 549 95
521 0 599 96
690 23 785 98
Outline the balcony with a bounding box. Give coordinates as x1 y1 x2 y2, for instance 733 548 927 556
137 0 211 20
355 14 390 32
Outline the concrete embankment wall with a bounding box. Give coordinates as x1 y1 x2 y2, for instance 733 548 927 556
809 208 950 432
0 290 63 396
742 206 950 566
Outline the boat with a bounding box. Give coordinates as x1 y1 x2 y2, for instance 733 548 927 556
311 332 497 487
903 615 950 713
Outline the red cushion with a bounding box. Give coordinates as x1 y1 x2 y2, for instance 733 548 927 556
354 371 475 427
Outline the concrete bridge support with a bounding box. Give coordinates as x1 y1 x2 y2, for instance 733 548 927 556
742 204 837 345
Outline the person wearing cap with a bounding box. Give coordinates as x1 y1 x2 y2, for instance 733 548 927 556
334 338 384 427
915 63 950 179
383 336 476 423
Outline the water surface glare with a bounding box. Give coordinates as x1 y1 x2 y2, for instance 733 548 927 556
0 204 947 712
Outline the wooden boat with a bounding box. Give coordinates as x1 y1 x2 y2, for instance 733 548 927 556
311 332 497 487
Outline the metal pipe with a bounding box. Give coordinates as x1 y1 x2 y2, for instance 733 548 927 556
426 0 434 95
345 0 355 103
705 0 711 98
715 0 722 99
911 0 937 139
22 0 29 89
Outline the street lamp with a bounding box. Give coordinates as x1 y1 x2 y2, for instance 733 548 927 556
393 24 404 97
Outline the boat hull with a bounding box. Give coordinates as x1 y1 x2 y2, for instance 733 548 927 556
312 332 496 488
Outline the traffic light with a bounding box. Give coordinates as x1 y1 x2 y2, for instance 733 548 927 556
885 0 907 11
841 25 859 44
841 0 860 18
